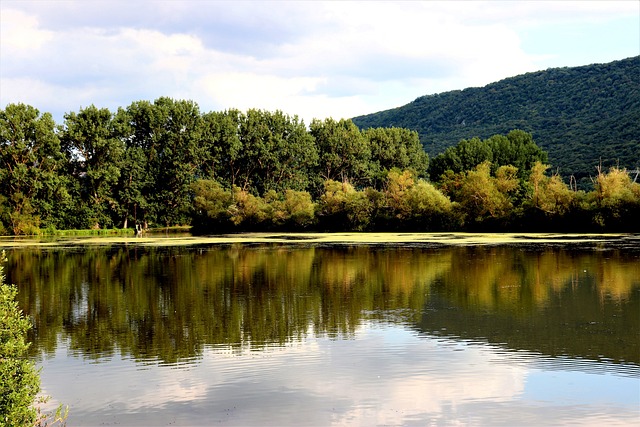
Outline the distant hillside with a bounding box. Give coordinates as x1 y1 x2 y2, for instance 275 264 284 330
352 56 640 181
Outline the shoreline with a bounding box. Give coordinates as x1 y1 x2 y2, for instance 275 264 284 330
0 232 638 249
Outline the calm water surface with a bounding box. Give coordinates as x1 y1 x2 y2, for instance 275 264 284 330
5 239 640 426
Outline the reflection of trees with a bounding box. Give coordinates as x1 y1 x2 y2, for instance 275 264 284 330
9 246 445 362
312 248 451 333
435 247 639 311
421 247 640 364
7 244 638 365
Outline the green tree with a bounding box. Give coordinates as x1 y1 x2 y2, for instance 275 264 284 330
0 104 68 234
149 98 203 226
120 100 163 227
310 118 371 189
429 136 492 181
487 130 548 178
260 111 317 193
109 107 152 229
199 109 243 188
363 127 429 188
122 98 203 227
234 110 318 194
61 105 124 229
429 130 547 182
115 144 150 230
200 109 317 196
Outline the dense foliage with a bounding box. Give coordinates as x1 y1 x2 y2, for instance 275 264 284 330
428 129 548 180
187 158 640 233
1 99 638 234
0 252 40 426
352 56 640 187
1 101 427 233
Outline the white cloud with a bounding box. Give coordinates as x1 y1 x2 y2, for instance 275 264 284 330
0 9 53 53
1 1 638 123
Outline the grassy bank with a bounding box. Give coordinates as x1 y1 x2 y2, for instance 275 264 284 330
0 226 194 237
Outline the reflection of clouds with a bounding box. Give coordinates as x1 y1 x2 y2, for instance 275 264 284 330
304 327 527 426
38 325 638 426
37 343 211 416
125 373 209 407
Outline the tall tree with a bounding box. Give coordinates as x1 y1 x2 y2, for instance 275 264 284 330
120 100 163 227
0 103 67 234
199 109 242 188
201 109 318 195
429 130 547 181
259 110 317 194
114 106 151 229
123 98 203 227
363 127 429 188
61 105 124 229
310 118 371 188
149 98 203 226
487 130 548 178
429 137 493 181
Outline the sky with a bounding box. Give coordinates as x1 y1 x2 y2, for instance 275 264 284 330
1 1 639 125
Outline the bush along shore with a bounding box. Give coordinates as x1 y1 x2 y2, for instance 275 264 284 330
190 164 640 234
0 251 69 425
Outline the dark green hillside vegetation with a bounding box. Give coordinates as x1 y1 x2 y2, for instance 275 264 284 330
352 56 640 185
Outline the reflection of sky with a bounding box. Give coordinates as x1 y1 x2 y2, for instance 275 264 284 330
524 370 640 405
38 323 639 426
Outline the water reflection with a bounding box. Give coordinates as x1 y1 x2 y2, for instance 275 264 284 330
36 324 639 426
7 244 639 365
419 247 640 365
5 243 640 425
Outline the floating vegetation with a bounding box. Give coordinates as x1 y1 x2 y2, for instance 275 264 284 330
0 232 636 249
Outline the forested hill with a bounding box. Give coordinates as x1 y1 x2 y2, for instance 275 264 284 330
352 56 640 181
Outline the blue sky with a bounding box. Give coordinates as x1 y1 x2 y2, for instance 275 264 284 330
1 1 638 124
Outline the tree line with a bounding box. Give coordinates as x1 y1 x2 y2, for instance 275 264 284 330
1 99 639 235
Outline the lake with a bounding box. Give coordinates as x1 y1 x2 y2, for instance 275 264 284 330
3 233 639 426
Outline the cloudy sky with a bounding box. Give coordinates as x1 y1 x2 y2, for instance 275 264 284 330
1 1 638 124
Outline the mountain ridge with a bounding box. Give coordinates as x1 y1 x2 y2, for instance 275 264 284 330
352 56 640 181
